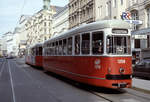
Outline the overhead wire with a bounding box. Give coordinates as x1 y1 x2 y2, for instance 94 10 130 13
15 0 27 26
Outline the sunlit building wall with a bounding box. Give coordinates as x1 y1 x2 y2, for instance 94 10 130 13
69 0 128 29
52 5 69 36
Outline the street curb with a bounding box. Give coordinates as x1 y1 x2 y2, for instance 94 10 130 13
131 86 150 94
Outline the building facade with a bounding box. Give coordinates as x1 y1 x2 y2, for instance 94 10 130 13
69 0 128 29
69 0 94 29
25 6 63 48
95 0 128 20
1 32 13 56
126 0 150 62
52 5 69 36
17 15 31 56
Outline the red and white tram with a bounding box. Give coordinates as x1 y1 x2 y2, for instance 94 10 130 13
43 20 132 88
25 43 43 67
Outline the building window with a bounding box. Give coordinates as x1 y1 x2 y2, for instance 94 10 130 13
121 0 123 5
98 5 102 17
131 10 139 30
44 22 46 26
45 37 47 41
44 28 46 34
113 0 117 7
135 39 140 48
106 3 108 16
147 7 150 27
106 1 111 18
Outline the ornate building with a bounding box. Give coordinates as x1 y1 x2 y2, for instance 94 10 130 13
69 0 128 29
69 0 94 29
25 0 63 47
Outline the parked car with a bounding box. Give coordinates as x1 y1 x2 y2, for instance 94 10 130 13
133 59 150 79
6 56 15 59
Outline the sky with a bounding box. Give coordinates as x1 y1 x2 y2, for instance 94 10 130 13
0 0 69 35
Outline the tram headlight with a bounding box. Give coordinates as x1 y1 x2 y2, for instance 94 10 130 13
119 68 125 74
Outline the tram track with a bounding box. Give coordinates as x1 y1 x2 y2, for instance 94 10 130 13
68 81 150 102
88 88 150 102
125 88 150 101
76 85 116 102
89 91 113 102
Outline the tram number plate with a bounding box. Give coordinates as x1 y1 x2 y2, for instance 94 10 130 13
94 59 101 69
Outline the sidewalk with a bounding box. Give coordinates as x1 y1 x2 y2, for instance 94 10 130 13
132 78 150 92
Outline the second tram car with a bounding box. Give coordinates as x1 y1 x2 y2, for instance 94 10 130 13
25 43 43 67
42 20 132 88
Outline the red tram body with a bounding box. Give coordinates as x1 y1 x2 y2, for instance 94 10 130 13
43 20 132 89
25 44 43 68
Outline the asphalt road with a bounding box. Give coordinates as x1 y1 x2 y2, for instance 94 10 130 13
0 58 150 102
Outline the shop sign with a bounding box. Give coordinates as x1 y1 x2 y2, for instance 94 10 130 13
134 35 147 39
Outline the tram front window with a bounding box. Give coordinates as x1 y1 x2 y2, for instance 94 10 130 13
107 36 131 55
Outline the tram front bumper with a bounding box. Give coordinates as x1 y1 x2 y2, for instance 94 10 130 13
112 83 127 88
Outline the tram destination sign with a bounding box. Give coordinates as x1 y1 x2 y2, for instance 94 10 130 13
112 29 128 34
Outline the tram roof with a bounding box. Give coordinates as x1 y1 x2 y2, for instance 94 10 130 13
45 20 131 43
30 43 43 49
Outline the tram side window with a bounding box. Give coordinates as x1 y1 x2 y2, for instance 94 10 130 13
63 39 67 55
56 41 59 55
75 35 80 55
92 31 104 54
68 37 72 55
36 47 38 56
82 33 90 54
51 42 55 55
39 47 42 56
59 40 63 55
127 36 131 54
47 43 50 56
32 48 36 56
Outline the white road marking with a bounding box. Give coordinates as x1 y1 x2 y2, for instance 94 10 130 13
8 61 16 102
121 98 141 102
0 61 5 78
